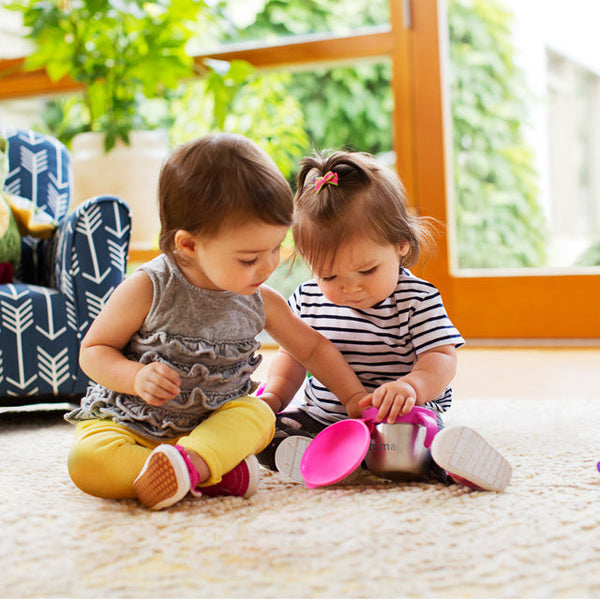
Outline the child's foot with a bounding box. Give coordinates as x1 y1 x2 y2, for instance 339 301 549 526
274 435 312 484
430 426 512 491
200 455 260 498
133 444 193 510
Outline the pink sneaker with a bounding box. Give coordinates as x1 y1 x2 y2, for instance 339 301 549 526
200 455 260 498
431 426 512 492
134 444 199 510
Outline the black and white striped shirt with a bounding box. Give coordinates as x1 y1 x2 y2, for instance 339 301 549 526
288 269 465 425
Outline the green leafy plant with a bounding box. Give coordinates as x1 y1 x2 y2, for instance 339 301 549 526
8 0 308 180
219 0 392 156
10 0 209 150
169 61 308 179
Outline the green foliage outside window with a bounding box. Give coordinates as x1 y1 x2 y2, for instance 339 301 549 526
168 62 308 180
576 242 600 266
27 0 548 269
222 0 548 269
218 0 392 156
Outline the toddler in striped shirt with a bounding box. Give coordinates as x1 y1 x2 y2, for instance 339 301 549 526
257 149 512 491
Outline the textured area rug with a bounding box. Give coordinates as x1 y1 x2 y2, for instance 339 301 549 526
1 396 600 598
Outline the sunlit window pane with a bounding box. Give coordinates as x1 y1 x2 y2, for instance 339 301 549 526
446 0 600 270
191 0 390 50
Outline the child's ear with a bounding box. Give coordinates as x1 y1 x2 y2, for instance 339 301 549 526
174 230 197 256
398 242 410 257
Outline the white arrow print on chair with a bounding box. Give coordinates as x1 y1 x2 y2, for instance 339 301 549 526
76 205 111 284
48 143 70 189
35 288 67 340
47 178 70 217
105 203 131 238
69 248 81 279
66 301 78 332
107 239 127 273
38 346 70 393
0 284 30 301
1 297 38 391
85 287 115 320
20 147 48 203
4 166 21 195
18 131 48 146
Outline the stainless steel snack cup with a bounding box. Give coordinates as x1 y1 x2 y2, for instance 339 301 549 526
365 422 432 481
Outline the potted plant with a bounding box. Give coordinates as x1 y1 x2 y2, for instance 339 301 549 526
14 0 207 150
8 0 210 248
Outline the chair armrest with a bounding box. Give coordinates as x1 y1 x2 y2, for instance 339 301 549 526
52 196 131 337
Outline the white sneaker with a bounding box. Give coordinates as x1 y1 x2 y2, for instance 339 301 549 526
431 426 512 492
274 436 312 484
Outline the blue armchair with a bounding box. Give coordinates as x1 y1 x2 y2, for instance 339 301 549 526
0 128 131 405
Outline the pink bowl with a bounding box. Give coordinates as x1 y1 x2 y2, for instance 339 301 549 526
300 419 371 488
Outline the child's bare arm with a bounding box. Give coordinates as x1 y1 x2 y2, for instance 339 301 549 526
79 271 181 406
259 348 307 413
359 344 457 423
261 285 368 416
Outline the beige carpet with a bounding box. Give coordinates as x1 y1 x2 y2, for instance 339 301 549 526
2 395 600 598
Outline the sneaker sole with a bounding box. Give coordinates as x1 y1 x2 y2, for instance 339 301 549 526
133 445 191 510
242 455 260 498
274 436 312 484
431 426 512 492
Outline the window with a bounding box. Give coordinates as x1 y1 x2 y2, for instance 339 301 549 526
2 0 598 338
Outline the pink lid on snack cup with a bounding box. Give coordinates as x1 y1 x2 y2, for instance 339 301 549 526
300 406 439 488
300 418 372 488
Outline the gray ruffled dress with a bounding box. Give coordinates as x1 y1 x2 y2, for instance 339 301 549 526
66 254 264 440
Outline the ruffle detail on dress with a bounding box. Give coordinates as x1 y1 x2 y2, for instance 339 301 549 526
65 384 209 429
131 330 260 362
183 380 258 410
133 351 262 390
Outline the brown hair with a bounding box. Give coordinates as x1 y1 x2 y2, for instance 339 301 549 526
293 150 434 274
158 133 293 256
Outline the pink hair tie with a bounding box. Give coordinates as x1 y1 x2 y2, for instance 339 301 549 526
314 171 339 193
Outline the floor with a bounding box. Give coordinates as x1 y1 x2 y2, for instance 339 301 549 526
255 345 600 401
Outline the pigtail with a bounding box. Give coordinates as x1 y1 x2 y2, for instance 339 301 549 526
296 154 323 192
296 151 373 224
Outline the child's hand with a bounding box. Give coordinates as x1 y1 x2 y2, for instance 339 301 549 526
134 362 181 406
358 380 417 423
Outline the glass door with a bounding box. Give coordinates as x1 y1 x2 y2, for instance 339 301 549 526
405 0 600 339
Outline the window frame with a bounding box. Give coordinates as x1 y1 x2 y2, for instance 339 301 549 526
2 0 598 339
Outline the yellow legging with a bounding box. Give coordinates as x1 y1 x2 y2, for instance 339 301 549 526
67 395 275 499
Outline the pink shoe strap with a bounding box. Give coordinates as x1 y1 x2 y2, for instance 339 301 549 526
174 445 201 493
448 472 483 490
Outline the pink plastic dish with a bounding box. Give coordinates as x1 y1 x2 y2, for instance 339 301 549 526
300 418 373 488
299 406 439 488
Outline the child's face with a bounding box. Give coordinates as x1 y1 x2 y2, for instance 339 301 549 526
313 235 409 309
177 220 289 295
